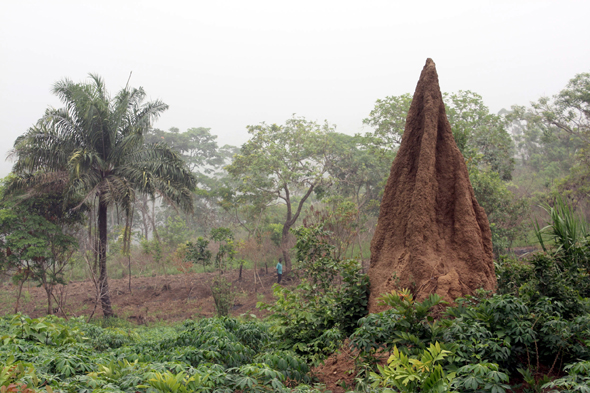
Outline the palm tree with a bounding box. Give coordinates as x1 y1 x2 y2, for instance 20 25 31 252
9 75 196 317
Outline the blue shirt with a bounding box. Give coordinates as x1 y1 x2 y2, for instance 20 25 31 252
276 262 283 274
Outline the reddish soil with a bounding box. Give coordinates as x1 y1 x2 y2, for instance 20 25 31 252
312 345 358 393
312 342 390 393
0 268 293 323
368 58 496 312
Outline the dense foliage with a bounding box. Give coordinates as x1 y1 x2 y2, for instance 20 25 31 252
259 224 370 363
345 202 590 392
0 185 84 315
0 314 326 393
3 69 590 393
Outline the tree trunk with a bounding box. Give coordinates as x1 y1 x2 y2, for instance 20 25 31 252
14 268 29 314
87 208 93 252
139 195 150 240
281 224 292 271
43 279 52 315
279 183 315 272
151 199 161 243
98 195 114 318
14 279 24 314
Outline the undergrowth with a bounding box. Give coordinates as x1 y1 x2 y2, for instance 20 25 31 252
2 199 590 393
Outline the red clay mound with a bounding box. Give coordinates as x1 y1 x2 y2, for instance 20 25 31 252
367 58 496 313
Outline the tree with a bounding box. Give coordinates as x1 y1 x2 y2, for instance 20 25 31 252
444 91 514 180
468 165 528 256
226 116 335 270
184 237 212 270
9 75 196 317
302 198 360 260
0 185 83 315
210 227 236 273
364 91 515 180
326 133 389 215
507 105 577 174
144 127 239 239
306 133 393 260
505 104 578 213
532 72 590 147
528 71 590 206
362 93 412 155
146 126 236 178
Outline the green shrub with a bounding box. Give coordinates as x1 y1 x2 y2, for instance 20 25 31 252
542 360 590 392
370 342 456 393
210 276 235 317
497 198 590 319
0 357 39 390
92 328 139 351
497 253 590 319
254 350 310 383
5 314 85 346
350 289 447 362
184 237 212 270
443 294 534 368
452 362 510 393
259 224 369 361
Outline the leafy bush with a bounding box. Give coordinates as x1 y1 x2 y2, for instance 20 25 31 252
350 289 447 362
259 224 369 361
0 357 39 391
443 294 534 368
259 284 344 361
254 350 310 383
292 225 369 334
4 314 85 346
91 328 139 351
452 362 510 393
542 360 590 392
370 342 456 393
499 198 590 318
210 227 236 272
184 237 212 270
210 276 235 317
497 253 590 319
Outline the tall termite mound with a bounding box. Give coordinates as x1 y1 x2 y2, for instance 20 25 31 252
367 58 496 313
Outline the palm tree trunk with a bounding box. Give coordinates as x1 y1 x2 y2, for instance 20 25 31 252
151 199 161 243
139 196 150 240
98 196 114 317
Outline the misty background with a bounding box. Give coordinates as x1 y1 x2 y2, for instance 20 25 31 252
1 0 589 177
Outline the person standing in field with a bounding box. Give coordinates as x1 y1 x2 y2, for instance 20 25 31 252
276 258 283 284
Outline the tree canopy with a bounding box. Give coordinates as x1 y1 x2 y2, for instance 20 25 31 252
226 116 336 269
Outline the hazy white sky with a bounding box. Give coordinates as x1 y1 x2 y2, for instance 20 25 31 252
1 0 589 177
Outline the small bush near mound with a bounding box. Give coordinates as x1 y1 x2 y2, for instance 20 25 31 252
258 224 370 363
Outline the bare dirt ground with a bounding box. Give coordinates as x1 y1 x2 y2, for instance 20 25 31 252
312 343 360 393
0 268 295 323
